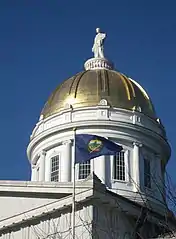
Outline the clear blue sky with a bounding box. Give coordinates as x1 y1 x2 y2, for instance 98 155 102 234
0 0 175 183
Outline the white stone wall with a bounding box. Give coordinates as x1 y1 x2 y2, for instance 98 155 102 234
93 202 133 239
0 203 134 239
0 178 167 239
0 205 93 239
0 194 138 239
0 196 57 221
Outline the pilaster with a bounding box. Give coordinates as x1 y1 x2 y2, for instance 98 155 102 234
39 150 46 181
61 140 72 182
94 155 106 185
31 165 37 181
133 142 142 192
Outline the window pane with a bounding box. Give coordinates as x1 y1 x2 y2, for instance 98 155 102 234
144 158 151 188
113 151 125 181
51 155 59 182
79 161 91 179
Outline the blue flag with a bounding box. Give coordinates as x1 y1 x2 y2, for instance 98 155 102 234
75 134 123 164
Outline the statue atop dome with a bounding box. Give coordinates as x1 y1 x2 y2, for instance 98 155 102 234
92 28 106 58
84 28 113 70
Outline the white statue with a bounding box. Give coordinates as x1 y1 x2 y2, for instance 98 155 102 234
92 28 106 58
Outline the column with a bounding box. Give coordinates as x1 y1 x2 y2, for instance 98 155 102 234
155 154 165 201
105 155 111 187
133 142 142 192
39 150 46 181
94 155 106 184
31 165 37 181
62 140 72 182
161 160 166 201
155 154 162 182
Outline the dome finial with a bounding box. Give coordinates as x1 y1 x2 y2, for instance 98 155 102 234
84 28 114 70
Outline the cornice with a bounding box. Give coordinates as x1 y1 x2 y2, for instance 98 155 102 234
31 107 166 140
27 119 170 163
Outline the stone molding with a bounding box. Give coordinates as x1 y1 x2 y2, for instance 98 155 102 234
84 57 113 70
30 107 165 141
62 140 72 145
133 142 143 147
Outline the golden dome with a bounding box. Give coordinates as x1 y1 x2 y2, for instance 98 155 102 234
41 69 156 119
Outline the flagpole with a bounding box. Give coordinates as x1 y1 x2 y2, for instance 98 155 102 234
72 127 76 239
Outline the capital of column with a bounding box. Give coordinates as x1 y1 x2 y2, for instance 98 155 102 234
62 140 72 145
133 142 143 147
31 165 36 169
38 150 46 157
154 152 160 157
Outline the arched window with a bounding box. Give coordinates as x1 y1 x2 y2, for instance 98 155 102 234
51 155 60 182
79 161 91 179
113 151 126 181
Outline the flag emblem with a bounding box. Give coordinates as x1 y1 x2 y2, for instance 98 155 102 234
75 134 123 163
88 139 103 153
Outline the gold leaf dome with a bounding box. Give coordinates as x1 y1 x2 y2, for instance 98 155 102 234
41 68 156 119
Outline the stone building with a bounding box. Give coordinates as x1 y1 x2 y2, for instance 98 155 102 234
0 29 175 239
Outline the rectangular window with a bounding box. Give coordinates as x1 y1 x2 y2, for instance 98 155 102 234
113 151 125 181
51 155 59 182
144 158 151 188
79 161 91 179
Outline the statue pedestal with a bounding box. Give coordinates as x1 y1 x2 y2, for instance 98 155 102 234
84 58 114 70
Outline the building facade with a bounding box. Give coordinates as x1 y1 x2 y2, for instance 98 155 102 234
0 29 175 239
